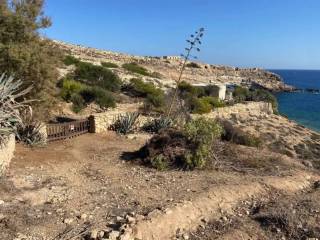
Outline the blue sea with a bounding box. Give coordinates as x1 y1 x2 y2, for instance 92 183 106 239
270 70 320 132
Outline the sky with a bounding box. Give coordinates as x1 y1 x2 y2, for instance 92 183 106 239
42 0 320 70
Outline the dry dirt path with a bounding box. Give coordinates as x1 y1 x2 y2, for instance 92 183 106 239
0 133 318 240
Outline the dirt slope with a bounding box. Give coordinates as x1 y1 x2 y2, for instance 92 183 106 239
0 133 318 240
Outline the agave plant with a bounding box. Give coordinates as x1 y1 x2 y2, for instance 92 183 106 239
0 74 32 144
16 113 46 146
142 117 173 133
110 112 140 135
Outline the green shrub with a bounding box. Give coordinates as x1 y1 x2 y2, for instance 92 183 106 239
190 97 212 114
150 72 162 79
60 79 86 101
233 87 278 113
186 62 201 68
110 112 140 135
63 55 80 66
145 93 165 110
201 96 226 108
182 117 223 169
150 154 168 171
184 117 223 145
250 89 278 113
233 86 250 102
142 117 173 133
74 62 121 92
178 81 204 97
122 63 151 76
70 93 85 113
135 118 222 170
221 120 262 147
127 78 165 111
79 87 116 109
101 61 118 68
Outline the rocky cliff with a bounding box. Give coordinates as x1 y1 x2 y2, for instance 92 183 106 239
52 40 293 92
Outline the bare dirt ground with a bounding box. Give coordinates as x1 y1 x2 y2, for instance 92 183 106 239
0 133 318 240
189 184 320 240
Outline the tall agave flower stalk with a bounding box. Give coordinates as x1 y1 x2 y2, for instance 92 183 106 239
0 73 32 144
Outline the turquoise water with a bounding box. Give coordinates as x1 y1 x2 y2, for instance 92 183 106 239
271 70 320 132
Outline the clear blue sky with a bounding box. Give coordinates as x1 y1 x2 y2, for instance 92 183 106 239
42 0 320 70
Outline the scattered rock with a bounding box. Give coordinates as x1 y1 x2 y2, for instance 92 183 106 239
80 213 88 220
108 230 120 240
126 215 135 223
182 233 190 240
63 218 74 225
314 180 320 189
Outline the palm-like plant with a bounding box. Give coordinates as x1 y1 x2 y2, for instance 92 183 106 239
0 73 32 144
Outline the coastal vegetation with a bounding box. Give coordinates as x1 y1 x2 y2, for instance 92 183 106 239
123 78 166 112
133 117 223 170
122 62 151 76
0 74 31 144
101 61 118 68
233 86 278 113
0 0 62 117
177 81 226 114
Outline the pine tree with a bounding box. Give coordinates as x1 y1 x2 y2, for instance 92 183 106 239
0 0 61 118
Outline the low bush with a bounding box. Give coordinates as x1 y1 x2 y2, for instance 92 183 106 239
134 117 223 170
144 93 165 112
190 97 213 114
110 112 140 135
101 61 118 68
79 87 116 109
186 62 201 68
142 117 173 133
220 120 262 147
250 89 279 113
233 86 278 113
63 55 80 66
122 63 151 76
178 81 204 98
60 79 86 101
70 93 85 113
126 78 165 111
233 86 250 102
201 96 226 108
74 61 121 92
150 72 162 79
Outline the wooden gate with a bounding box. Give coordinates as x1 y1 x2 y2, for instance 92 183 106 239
46 118 92 141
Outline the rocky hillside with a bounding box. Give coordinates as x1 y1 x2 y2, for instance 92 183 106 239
52 40 293 91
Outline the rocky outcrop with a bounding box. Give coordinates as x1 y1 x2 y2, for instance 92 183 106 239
52 40 293 92
0 135 15 176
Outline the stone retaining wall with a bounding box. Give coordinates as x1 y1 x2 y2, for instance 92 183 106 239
0 134 15 176
194 102 273 121
91 103 147 133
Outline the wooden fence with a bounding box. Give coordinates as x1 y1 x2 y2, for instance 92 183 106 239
46 117 94 141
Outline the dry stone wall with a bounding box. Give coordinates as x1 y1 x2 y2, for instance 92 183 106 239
91 103 148 133
193 102 273 121
0 135 15 176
